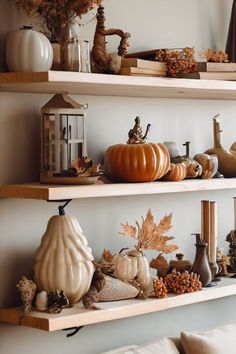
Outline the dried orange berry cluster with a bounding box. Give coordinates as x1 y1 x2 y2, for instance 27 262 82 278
164 269 202 295
156 47 197 77
153 277 168 298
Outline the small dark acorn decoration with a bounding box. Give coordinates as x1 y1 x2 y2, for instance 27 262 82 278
104 117 170 182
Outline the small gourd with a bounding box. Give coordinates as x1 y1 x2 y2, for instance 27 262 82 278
34 205 94 304
162 162 187 181
105 117 170 182
205 115 236 177
113 249 151 291
193 153 215 179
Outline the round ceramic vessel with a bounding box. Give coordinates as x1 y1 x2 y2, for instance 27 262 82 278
6 27 53 72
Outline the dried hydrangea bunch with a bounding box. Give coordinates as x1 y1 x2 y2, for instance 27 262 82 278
14 0 102 41
199 48 228 63
164 269 202 295
156 47 197 77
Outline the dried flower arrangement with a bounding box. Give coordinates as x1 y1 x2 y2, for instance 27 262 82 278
156 47 197 77
14 0 102 69
164 269 202 295
151 269 202 299
14 0 102 41
199 48 228 63
119 209 178 253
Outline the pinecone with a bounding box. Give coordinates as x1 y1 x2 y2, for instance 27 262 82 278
153 277 168 298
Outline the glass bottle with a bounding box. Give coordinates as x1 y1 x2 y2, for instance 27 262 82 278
68 23 81 71
80 40 91 73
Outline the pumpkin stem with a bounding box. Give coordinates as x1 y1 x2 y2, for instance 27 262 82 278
127 117 151 144
119 247 129 255
58 199 72 215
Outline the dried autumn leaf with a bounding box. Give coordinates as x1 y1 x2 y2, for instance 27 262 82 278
101 249 114 263
71 160 85 174
119 223 137 239
120 209 178 254
87 163 101 175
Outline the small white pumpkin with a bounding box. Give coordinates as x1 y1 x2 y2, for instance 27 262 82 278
34 214 94 304
6 26 53 72
113 249 150 291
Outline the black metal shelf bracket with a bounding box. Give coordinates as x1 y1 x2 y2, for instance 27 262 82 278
63 326 84 338
46 199 73 215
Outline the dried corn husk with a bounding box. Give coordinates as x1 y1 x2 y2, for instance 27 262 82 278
98 275 139 301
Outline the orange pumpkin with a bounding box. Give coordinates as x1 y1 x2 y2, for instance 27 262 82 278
162 162 187 182
105 143 170 182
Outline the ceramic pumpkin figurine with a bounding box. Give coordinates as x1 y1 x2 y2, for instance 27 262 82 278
162 162 187 181
112 249 151 291
34 204 94 304
104 117 170 182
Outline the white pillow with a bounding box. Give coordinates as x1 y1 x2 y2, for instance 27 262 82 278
99 345 138 354
121 337 180 354
181 321 236 354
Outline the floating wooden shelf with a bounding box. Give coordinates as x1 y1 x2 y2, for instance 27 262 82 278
1 71 236 99
1 278 236 332
0 178 236 200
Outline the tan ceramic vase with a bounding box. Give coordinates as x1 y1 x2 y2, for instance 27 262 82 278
34 214 94 304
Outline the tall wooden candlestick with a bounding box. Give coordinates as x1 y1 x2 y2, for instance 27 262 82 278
201 200 211 258
234 197 236 230
209 201 217 263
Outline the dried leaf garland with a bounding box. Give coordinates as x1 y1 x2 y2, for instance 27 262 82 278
119 209 178 253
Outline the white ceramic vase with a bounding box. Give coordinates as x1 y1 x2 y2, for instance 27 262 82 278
34 214 94 304
6 26 53 72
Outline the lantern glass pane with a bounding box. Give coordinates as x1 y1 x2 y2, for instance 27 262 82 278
42 114 56 173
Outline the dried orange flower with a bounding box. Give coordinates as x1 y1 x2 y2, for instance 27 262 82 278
199 48 228 63
156 47 197 77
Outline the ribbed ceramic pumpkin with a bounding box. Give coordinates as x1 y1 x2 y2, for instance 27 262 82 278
105 143 170 182
34 214 94 304
113 249 151 291
162 162 187 181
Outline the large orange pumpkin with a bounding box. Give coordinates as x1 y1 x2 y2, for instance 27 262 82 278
105 143 170 182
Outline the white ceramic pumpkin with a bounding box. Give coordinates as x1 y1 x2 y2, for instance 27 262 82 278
34 214 94 304
6 27 53 72
113 249 150 291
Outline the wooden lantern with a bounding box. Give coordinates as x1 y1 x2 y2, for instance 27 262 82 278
40 94 88 184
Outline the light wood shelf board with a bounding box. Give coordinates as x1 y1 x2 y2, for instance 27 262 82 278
1 278 236 332
0 178 236 201
1 71 236 99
